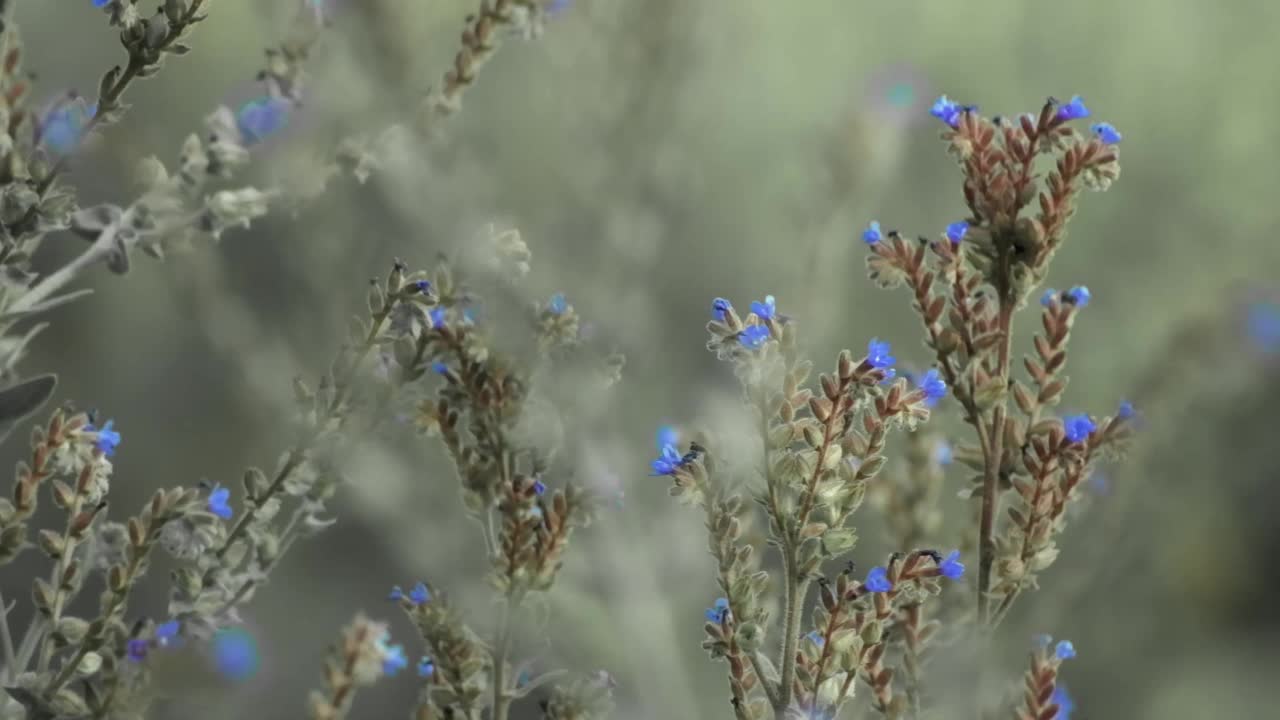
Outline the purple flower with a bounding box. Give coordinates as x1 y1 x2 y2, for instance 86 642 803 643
1062 414 1096 444
866 339 895 370
862 221 883 245
938 550 965 579
864 566 892 593
208 485 234 519
712 297 732 321
126 638 149 662
1066 286 1091 308
1090 122 1122 144
739 325 771 350
917 368 947 406
532 479 547 496
704 597 729 623
1055 95 1091 121
945 220 968 245
750 295 777 320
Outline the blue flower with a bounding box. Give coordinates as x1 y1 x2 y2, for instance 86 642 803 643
409 582 430 605
1066 286 1091 308
381 641 409 676
866 338 895 370
929 95 969 128
1052 684 1075 719
935 440 953 466
938 550 965 579
533 479 547 496
212 627 260 681
1040 289 1058 307
650 444 684 476
431 361 449 375
1246 301 1280 354
93 0 110 7
548 293 568 315
917 368 947 407
40 102 95 155
750 295 777 320
414 280 432 295
418 656 436 678
1062 414 1096 444
1055 95 1091 121
126 638 149 662
208 485 234 519
388 585 405 601
657 425 679 450
154 620 181 647
1090 122 1122 144
712 297 732 321
862 221 883 245
945 220 968 245
864 566 892 593
704 597 729 623
1054 640 1077 661
739 325 771 350
806 630 825 646
86 419 121 456
236 96 290 144
428 307 448 329
1117 400 1135 420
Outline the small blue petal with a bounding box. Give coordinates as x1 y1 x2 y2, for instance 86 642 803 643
1067 286 1091 308
738 325 771 350
1117 400 1135 420
945 221 969 244
1062 414 1096 444
918 368 947 407
657 425 679 450
938 550 965 579
548 293 568 315
212 627 260 681
1055 95 1091 121
418 656 436 678
867 339 895 370
208 486 234 519
862 221 883 245
1090 122 1122 144
864 566 892 593
1054 640 1077 661
1041 289 1059 307
712 297 732 321
409 582 430 605
429 307 447 329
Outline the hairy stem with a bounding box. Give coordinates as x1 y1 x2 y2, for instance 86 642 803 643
976 301 1014 624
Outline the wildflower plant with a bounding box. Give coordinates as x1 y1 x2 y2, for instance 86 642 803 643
654 94 1135 718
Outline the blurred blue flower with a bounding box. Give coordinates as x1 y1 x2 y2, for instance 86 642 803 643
208 485 233 519
935 439 953 466
381 642 408 676
1062 414 1096 444
93 0 110 7
917 368 947 407
1055 640 1077 661
1117 400 1135 420
806 630 825 646
712 297 732 321
862 221 883 245
431 361 449 375
548 293 567 315
864 567 892 593
409 582 430 605
1246 300 1280 354
1066 286 1091 308
429 307 447 329
388 585 405 601
1090 122 1122 144
126 638 149 662
938 550 965 579
945 220 968 244
704 597 729 623
236 96 290 144
866 339 895 370
750 295 777 320
1052 684 1075 719
414 280 432 295
1041 289 1058 307
40 101 95 155
739 325 771 350
212 627 260 681
1055 95 1091 121
533 479 546 496
418 656 436 678
657 425 679 450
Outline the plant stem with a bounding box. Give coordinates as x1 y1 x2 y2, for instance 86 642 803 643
776 555 803 716
977 299 1015 625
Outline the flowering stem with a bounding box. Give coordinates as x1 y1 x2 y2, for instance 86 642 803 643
490 593 521 720
977 293 1015 625
0 591 16 683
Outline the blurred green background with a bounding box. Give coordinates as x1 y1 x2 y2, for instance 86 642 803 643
4 0 1279 718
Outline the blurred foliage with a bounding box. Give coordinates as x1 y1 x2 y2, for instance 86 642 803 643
0 0 1276 718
